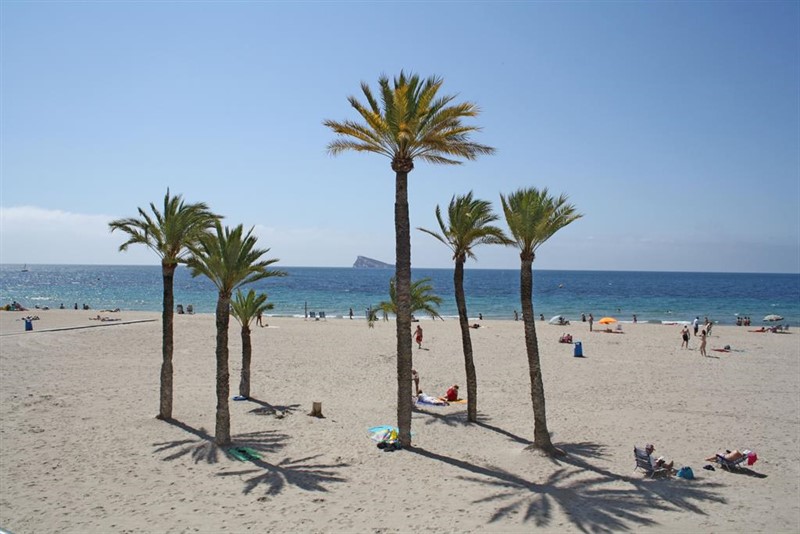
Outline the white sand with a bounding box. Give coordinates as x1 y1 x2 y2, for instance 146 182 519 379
1 310 798 533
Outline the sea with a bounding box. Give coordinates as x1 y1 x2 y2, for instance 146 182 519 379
1 265 799 326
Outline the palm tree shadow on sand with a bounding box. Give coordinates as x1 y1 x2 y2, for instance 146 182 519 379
408 437 727 532
413 409 533 446
153 418 349 496
244 397 302 417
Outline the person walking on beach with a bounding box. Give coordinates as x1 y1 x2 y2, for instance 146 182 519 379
349 308 353 320
588 313 594 332
681 325 690 349
514 310 519 321
256 310 264 327
414 325 424 349
693 316 700 336
699 328 708 356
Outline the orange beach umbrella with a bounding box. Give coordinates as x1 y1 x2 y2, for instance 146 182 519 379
598 317 617 325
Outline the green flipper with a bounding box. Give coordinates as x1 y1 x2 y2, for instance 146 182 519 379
227 447 261 462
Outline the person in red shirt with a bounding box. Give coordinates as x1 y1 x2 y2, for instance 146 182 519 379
444 385 459 402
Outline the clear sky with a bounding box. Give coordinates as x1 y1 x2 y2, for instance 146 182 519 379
1 1 798 273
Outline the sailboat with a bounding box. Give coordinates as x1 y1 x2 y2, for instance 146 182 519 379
21 264 28 272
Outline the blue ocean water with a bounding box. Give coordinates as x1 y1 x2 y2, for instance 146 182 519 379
1 265 798 326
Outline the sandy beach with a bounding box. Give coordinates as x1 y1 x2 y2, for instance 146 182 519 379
1 310 798 533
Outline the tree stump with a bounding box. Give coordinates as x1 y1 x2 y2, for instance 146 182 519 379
309 401 324 418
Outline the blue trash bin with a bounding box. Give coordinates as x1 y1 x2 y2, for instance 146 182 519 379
573 341 583 357
24 319 33 331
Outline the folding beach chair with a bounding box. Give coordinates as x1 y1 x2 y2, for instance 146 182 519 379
319 311 326 320
634 446 668 478
715 451 749 471
309 311 316 320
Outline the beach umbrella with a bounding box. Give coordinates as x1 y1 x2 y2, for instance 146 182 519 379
598 317 617 325
548 315 566 324
763 314 783 322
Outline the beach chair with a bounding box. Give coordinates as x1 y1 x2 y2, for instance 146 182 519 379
634 447 668 478
309 311 316 320
186 304 194 314
319 311 326 320
714 451 748 471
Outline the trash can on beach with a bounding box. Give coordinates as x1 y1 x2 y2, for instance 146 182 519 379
24 318 33 331
573 341 583 357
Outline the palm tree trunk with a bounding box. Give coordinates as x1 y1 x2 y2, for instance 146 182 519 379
158 262 177 420
520 256 562 456
395 170 413 447
454 259 477 422
239 325 252 398
214 292 232 446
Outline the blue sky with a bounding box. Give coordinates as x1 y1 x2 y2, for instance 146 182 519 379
1 1 798 273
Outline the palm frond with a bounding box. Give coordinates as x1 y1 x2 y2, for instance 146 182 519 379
324 72 494 169
501 187 582 257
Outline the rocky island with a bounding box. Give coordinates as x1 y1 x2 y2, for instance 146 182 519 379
353 256 392 269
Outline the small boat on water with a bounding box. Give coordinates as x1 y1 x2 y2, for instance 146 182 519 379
21 264 28 272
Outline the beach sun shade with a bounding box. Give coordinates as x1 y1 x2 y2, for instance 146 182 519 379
598 317 617 324
763 314 783 322
549 315 566 324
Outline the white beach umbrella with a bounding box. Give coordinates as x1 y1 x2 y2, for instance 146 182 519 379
763 314 783 322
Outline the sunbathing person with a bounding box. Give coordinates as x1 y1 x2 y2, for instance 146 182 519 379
705 449 744 462
643 443 674 471
416 391 449 406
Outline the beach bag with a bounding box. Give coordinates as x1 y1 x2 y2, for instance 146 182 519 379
676 466 694 480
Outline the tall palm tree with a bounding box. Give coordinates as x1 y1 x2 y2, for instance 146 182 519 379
324 72 494 446
230 288 274 399
377 277 444 321
186 222 285 446
109 190 219 420
500 187 581 456
418 192 510 422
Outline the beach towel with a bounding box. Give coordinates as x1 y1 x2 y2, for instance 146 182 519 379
416 395 448 406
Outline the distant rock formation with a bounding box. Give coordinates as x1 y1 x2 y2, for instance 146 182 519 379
353 256 392 269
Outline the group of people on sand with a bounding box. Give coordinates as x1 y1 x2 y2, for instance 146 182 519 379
640 443 757 475
89 314 120 322
412 369 460 406
683 317 715 356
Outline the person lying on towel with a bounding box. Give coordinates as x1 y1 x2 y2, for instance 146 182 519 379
416 391 449 406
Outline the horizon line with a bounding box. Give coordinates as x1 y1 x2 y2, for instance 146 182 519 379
1 263 798 276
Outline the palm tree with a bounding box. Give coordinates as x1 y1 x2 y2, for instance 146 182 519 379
230 289 274 399
500 187 581 456
324 72 494 446
109 190 219 420
186 222 285 446
377 277 444 321
418 192 510 422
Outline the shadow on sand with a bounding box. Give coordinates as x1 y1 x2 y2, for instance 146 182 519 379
406 416 728 532
152 417 349 496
